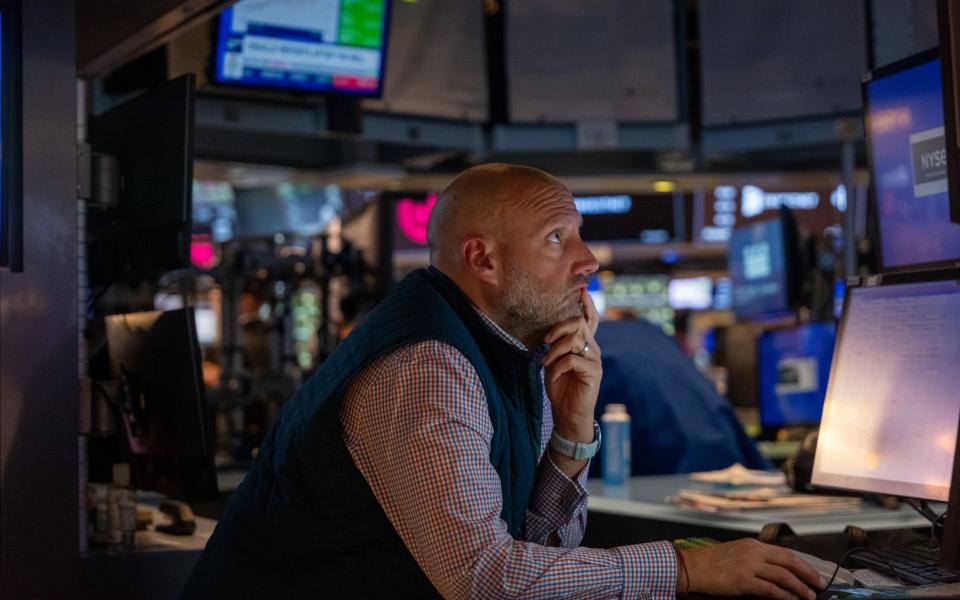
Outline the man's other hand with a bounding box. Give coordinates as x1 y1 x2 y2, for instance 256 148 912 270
681 538 825 600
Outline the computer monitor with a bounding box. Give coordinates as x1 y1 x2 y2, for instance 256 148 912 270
601 274 675 335
232 184 342 239
213 0 391 97
728 212 799 319
105 308 218 502
574 194 682 244
757 322 835 433
863 48 960 271
87 75 195 286
812 272 960 502
668 277 714 310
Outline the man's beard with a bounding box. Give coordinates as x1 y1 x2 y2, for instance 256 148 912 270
499 259 585 347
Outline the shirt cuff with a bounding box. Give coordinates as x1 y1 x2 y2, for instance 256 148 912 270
526 453 589 530
615 540 678 600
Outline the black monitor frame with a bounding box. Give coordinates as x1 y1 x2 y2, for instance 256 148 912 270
862 47 960 274
105 307 217 502
87 74 195 287
939 0 960 228
0 0 22 271
936 3 960 567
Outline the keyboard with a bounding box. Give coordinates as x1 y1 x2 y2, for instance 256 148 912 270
849 542 960 585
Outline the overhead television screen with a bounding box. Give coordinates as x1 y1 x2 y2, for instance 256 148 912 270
214 0 390 96
866 53 960 270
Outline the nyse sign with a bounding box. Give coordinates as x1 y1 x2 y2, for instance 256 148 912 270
909 126 948 198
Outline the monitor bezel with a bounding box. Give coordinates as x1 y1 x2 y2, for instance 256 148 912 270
811 266 960 502
209 0 392 100
862 48 960 274
939 0 960 230
0 0 22 271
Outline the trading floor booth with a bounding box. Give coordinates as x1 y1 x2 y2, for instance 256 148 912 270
63 2 960 600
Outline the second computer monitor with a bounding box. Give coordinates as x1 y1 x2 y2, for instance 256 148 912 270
812 274 960 501
105 307 218 501
864 49 960 271
758 322 836 432
728 214 797 319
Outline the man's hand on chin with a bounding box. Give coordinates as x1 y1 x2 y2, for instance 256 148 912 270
542 288 602 479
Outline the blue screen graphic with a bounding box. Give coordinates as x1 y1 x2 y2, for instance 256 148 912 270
867 57 960 269
728 218 789 317
758 322 836 428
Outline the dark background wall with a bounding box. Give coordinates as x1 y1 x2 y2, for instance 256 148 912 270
0 0 78 598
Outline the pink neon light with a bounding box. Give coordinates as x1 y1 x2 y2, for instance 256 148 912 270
396 193 437 246
190 236 218 269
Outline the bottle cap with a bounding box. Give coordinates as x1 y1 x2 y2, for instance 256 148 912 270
112 463 131 487
606 403 628 414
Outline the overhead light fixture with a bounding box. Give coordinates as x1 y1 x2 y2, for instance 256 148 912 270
653 180 676 193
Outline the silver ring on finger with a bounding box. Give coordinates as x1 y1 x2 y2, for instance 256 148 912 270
578 341 590 357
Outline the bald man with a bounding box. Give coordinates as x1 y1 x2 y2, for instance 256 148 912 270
183 164 823 600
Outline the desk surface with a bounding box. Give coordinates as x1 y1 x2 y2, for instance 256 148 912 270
79 499 216 600
587 474 938 536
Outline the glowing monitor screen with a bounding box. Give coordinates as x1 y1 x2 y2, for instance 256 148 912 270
214 0 389 96
758 322 836 428
668 277 714 310
866 55 960 269
194 307 218 346
728 218 790 317
812 279 960 501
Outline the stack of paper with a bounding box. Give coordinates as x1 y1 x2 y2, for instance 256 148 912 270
668 487 862 513
689 463 788 486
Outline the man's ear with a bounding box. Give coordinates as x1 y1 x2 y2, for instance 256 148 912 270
461 236 500 286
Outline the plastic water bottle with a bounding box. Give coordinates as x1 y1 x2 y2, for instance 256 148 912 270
601 404 631 486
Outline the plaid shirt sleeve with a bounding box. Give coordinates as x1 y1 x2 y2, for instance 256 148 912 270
341 340 677 599
522 392 590 547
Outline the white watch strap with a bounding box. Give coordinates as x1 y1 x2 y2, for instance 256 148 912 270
549 421 602 460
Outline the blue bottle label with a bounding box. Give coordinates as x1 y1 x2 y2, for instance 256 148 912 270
602 420 631 485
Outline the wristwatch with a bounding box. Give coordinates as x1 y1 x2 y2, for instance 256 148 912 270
549 421 602 460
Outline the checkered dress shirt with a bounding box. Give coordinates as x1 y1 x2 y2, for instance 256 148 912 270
340 310 677 599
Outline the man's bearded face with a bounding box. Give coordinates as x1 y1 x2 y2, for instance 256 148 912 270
499 249 585 345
